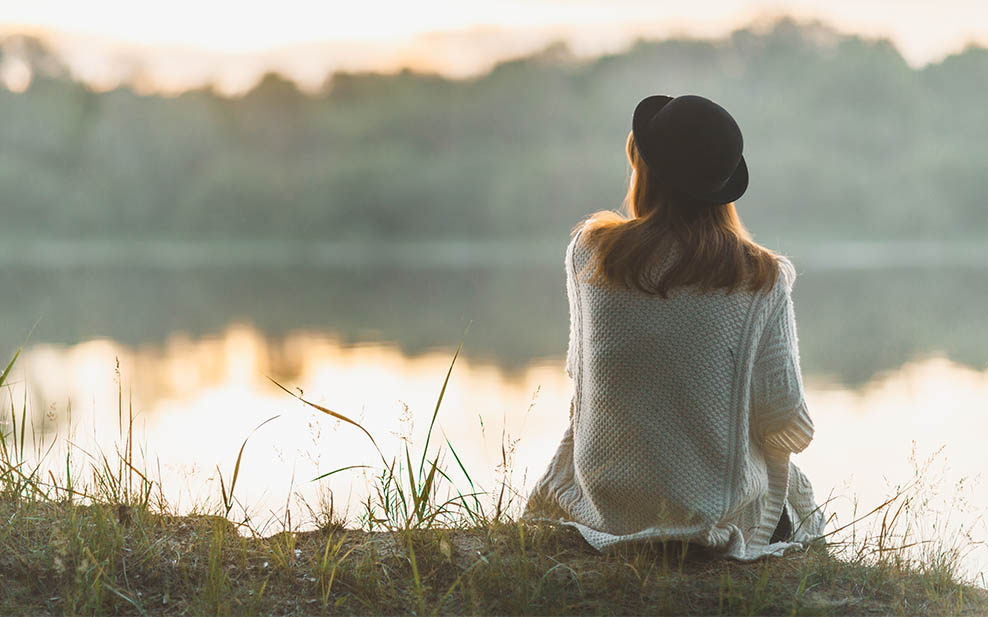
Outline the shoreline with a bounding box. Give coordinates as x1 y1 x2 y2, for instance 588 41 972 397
2 238 988 270
1 498 985 616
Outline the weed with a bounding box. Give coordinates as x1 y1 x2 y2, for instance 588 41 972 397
272 335 477 531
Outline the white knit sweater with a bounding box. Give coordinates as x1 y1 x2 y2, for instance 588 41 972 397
525 227 826 559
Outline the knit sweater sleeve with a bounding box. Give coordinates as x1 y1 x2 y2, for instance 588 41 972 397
750 257 815 453
564 229 585 380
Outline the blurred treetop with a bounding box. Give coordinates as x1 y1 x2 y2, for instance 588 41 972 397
1 18 985 243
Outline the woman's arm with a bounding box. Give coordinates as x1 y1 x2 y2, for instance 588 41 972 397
564 229 585 380
750 261 815 453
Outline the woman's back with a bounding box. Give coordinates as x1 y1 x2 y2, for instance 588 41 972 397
572 232 769 532
540 230 812 551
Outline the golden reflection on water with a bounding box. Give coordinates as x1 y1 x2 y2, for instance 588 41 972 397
7 324 988 582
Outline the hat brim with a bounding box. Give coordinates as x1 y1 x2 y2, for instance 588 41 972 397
631 95 673 168
704 155 747 204
632 94 748 204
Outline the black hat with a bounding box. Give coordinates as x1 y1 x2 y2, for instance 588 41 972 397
632 94 748 204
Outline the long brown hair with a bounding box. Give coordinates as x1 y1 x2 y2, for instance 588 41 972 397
580 131 779 297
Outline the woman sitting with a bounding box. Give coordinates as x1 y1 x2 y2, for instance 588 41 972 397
525 94 825 559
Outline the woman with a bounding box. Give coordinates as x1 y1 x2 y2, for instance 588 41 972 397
524 94 825 560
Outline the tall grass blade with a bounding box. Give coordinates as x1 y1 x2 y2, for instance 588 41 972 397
269 377 384 461
418 329 467 477
443 435 475 492
65 451 72 498
815 479 919 541
431 461 486 522
405 444 418 526
416 456 440 525
221 414 280 516
7 391 17 464
218 467 229 513
311 464 372 482
19 388 27 463
0 347 21 389
0 319 38 389
443 435 483 517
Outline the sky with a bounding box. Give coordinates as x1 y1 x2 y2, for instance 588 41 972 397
2 0 987 94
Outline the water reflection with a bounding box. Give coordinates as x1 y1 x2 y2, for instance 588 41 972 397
3 262 987 387
4 326 987 583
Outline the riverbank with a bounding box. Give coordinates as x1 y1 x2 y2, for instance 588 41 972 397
1 497 984 616
4 237 988 270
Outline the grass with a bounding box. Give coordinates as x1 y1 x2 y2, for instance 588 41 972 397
2 503 985 616
1 345 987 616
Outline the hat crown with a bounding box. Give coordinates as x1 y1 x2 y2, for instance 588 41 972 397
632 94 748 204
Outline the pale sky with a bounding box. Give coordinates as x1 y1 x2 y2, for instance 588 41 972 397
2 0 987 94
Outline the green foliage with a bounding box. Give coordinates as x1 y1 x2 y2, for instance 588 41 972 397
1 19 986 243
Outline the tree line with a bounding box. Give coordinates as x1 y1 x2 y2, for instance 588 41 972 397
1 18 985 244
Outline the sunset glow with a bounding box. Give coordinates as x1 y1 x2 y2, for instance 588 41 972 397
3 0 988 94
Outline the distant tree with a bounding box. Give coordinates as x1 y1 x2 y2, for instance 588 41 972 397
0 22 986 241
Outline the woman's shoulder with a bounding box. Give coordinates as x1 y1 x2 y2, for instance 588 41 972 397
772 254 797 295
570 217 595 243
750 253 797 319
565 219 595 266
